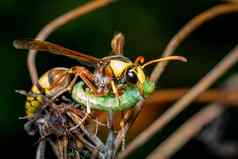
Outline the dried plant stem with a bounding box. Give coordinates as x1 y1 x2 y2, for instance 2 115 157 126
225 0 238 2
36 140 46 159
146 73 238 159
119 3 238 158
146 103 224 159
147 88 238 105
114 100 144 153
117 3 238 154
119 45 238 159
27 0 114 84
150 3 238 82
115 83 238 154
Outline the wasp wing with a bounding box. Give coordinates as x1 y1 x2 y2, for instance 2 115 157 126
13 39 99 67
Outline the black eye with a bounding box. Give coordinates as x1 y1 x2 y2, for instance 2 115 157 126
126 69 138 83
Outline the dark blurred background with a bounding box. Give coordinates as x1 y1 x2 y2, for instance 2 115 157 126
1 0 238 158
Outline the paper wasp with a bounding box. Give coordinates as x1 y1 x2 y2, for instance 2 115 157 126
14 33 187 117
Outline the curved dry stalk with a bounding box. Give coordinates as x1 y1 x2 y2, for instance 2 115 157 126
115 85 238 154
146 88 238 105
27 0 114 84
225 0 238 2
146 103 224 159
150 3 238 82
114 100 144 152
119 45 238 159
118 3 238 158
146 73 238 159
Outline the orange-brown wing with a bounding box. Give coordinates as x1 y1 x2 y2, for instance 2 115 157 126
13 39 99 67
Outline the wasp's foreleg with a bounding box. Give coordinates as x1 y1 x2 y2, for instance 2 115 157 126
70 66 106 96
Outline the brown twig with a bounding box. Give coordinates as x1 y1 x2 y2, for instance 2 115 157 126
119 44 238 158
146 88 238 106
146 103 224 159
225 0 238 2
114 84 238 154
114 100 144 153
146 73 238 159
27 0 114 84
118 3 238 158
150 3 238 82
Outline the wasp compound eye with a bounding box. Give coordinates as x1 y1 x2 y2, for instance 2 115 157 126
126 69 138 84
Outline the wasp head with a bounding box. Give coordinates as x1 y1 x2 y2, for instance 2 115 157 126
127 55 188 95
107 55 187 95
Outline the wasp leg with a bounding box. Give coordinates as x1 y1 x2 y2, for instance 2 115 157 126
86 95 91 114
51 75 78 100
110 81 119 97
71 66 106 96
105 110 116 158
110 80 121 111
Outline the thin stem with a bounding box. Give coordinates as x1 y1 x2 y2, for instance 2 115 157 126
36 140 46 159
150 3 238 82
146 88 238 105
114 100 144 153
66 111 104 150
119 45 238 159
27 0 114 84
105 111 116 159
225 0 238 2
114 86 238 154
146 73 238 159
146 103 224 159
118 3 238 158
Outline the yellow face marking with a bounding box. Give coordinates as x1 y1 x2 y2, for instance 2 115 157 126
130 66 146 93
135 66 145 85
110 60 133 79
111 81 119 97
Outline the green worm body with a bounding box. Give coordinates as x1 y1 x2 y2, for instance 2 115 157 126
72 80 155 111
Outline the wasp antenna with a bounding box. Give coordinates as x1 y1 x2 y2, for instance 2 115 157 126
141 56 187 69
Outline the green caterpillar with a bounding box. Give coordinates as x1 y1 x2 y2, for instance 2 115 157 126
72 80 155 111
